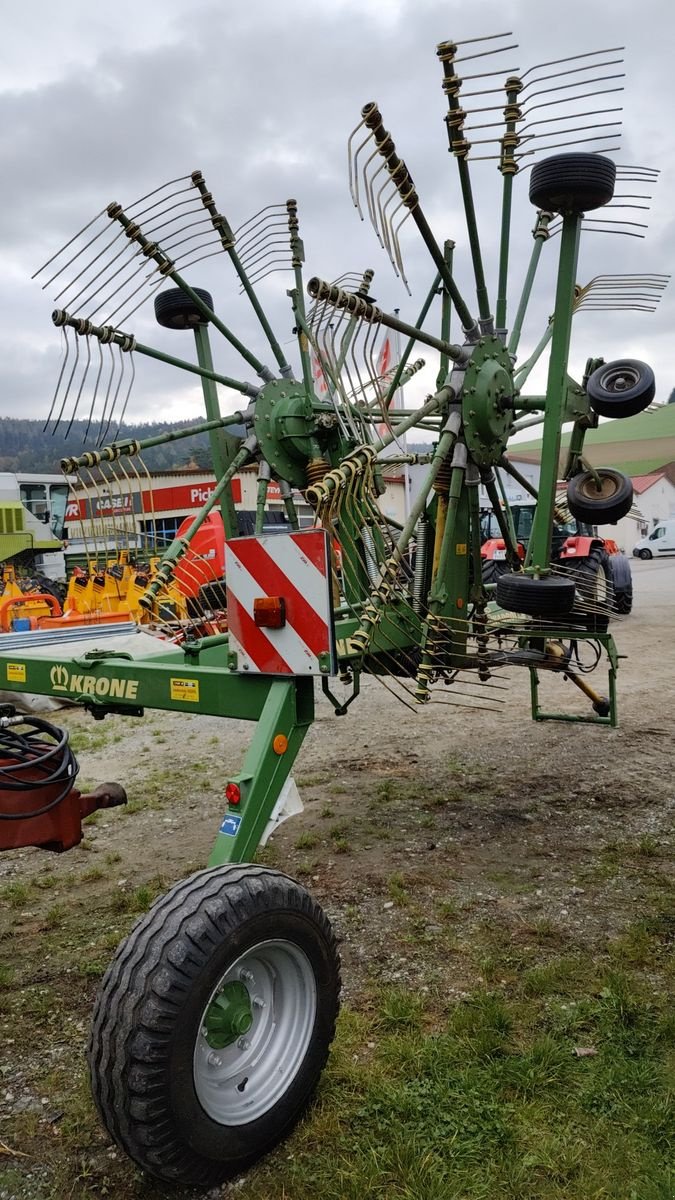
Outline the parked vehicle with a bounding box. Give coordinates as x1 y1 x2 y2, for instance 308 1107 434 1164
633 519 675 559
481 502 633 615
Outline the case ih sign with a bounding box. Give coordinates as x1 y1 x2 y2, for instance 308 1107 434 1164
66 478 244 522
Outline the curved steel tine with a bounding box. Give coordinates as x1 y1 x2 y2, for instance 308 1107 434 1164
51 327 81 434
64 332 92 438
43 327 70 432
84 340 105 443
113 351 136 440
51 225 127 302
347 113 370 211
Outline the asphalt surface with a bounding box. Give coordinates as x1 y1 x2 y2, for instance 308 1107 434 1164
630 554 675 604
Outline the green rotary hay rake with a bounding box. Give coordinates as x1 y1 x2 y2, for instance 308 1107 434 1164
0 28 668 1188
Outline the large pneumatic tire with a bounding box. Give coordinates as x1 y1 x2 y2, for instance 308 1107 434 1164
481 559 510 586
614 584 633 614
496 572 576 618
566 546 613 631
154 287 214 330
529 153 616 215
566 469 633 525
88 866 341 1188
587 359 656 419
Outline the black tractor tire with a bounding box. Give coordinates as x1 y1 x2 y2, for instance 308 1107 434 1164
481 559 510 586
154 287 214 330
529 153 615 215
587 359 656 419
638 548 652 561
566 545 613 631
88 865 340 1188
496 571 576 618
614 585 633 615
566 469 633 525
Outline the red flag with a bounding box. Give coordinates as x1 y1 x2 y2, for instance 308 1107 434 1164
376 335 392 378
311 351 329 396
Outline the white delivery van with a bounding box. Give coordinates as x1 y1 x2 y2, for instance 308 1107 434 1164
633 519 675 559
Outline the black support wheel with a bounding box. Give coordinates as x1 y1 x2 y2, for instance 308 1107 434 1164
587 359 656 419
88 865 341 1188
529 153 616 215
496 571 576 618
154 286 214 330
566 469 633 525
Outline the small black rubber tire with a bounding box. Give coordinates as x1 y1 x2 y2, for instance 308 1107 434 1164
154 287 213 330
639 548 652 561
587 359 656 419
614 586 633 615
481 559 510 586
566 469 633 524
496 571 576 618
529 153 615 215
88 865 340 1188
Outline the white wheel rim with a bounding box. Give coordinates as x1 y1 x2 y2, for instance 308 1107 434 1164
193 939 317 1126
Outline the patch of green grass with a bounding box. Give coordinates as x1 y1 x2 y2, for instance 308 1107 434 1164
436 896 459 920
0 881 31 908
331 836 351 854
33 873 58 891
80 865 105 883
387 871 410 906
636 833 660 858
254 842 281 867
320 803 334 819
296 773 328 788
295 830 319 850
43 903 67 929
111 877 165 915
376 986 425 1032
521 954 597 998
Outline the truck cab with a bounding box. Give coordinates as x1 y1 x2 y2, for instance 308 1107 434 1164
0 472 70 579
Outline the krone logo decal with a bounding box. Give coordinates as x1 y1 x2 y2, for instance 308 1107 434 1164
50 665 69 692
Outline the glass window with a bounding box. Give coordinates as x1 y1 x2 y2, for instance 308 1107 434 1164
20 483 49 522
49 484 70 539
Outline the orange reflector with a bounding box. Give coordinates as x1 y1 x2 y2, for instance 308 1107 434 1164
456 597 464 609
273 734 288 755
225 782 241 805
253 596 286 628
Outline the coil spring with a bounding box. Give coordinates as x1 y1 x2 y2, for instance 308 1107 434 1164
432 456 453 495
305 457 331 491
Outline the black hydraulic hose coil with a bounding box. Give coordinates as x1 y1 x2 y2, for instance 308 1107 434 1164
0 717 79 821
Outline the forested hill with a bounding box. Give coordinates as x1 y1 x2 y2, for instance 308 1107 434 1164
0 418 215 474
0 418 436 476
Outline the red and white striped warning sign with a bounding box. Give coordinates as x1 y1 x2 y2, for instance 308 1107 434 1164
225 530 336 676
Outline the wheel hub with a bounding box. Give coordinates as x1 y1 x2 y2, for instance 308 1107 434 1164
203 981 253 1049
461 336 515 465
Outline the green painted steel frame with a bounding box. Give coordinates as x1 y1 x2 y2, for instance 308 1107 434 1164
527 631 619 727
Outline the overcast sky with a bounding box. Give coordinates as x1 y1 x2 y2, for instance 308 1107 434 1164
1 0 674 443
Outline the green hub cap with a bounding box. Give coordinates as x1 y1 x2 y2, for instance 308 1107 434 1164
253 379 318 488
203 981 253 1049
461 336 515 466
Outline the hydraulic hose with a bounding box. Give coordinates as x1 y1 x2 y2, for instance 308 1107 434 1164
0 716 79 820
